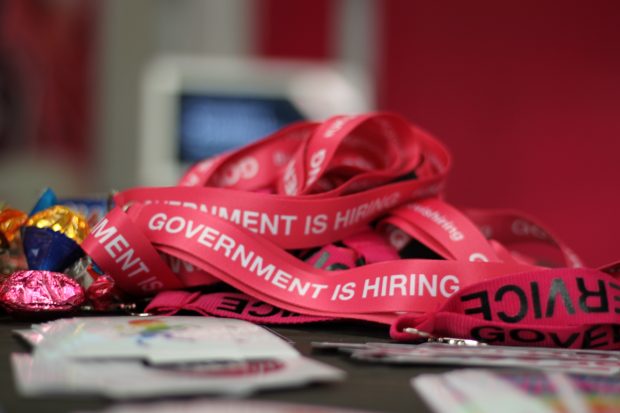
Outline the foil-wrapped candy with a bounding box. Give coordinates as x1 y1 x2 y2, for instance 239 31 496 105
0 270 85 313
65 256 121 311
25 205 89 243
0 207 27 246
86 274 118 311
0 207 28 275
22 205 89 272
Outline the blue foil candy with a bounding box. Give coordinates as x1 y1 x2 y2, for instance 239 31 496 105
29 188 58 216
23 227 84 272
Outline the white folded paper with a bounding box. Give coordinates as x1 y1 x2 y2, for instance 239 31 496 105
12 316 344 398
75 400 379 413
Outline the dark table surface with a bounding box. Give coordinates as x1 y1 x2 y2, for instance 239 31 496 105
0 317 451 413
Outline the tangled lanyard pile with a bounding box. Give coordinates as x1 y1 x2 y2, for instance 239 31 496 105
82 112 620 349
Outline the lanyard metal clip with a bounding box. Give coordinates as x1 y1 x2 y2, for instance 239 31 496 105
402 327 487 346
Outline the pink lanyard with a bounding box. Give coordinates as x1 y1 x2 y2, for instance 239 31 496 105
81 112 620 349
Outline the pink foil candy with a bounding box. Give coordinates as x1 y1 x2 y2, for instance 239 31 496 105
0 270 85 313
86 274 117 311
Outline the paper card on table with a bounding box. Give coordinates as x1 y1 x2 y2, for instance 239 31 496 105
352 343 620 375
74 400 380 413
412 369 620 413
12 352 345 398
311 341 410 352
13 329 45 347
497 370 620 413
26 316 300 363
412 374 481 413
413 371 558 413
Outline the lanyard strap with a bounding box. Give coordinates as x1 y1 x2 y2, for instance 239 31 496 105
81 112 619 348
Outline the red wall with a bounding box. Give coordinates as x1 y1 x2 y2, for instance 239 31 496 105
378 1 620 266
257 0 620 266
0 0 97 163
255 0 332 59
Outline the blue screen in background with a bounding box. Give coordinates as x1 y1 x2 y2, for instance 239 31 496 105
178 94 305 162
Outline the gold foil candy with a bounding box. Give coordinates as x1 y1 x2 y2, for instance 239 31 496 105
0 207 27 245
25 205 90 244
